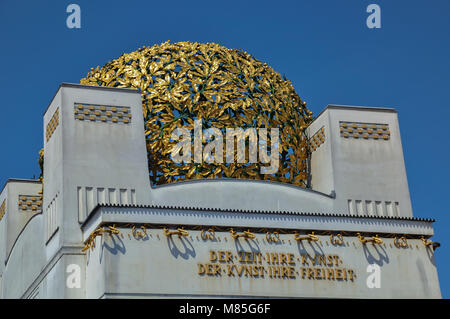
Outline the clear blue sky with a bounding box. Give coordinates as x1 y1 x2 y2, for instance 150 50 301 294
0 0 449 297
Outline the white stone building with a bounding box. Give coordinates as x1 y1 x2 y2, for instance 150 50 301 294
0 83 441 298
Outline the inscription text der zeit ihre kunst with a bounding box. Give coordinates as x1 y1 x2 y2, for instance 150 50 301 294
198 250 357 281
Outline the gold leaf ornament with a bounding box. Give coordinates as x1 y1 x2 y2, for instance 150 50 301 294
80 41 313 187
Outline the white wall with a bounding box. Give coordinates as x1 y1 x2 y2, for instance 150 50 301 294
43 83 152 251
307 105 413 218
85 227 441 298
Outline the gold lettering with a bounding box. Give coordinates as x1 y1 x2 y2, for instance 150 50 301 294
244 265 253 277
218 250 226 263
300 267 307 279
209 250 217 263
227 264 234 276
214 264 221 275
326 268 335 280
326 255 334 266
301 254 309 266
206 264 214 275
287 266 296 278
348 269 356 281
335 268 344 280
333 255 340 267
272 266 280 278
279 253 287 265
270 253 279 265
236 265 245 277
307 268 314 279
259 265 265 277
255 252 263 264
225 251 233 263
314 268 322 279
287 253 295 265
317 255 326 266
308 254 317 266
252 265 260 277
198 263 206 275
199 249 355 283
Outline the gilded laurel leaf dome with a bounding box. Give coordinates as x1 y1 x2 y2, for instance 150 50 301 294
80 41 313 187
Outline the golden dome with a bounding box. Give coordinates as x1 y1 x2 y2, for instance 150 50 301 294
80 41 312 187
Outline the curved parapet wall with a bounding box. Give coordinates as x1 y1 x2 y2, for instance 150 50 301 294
150 179 335 213
2 214 45 298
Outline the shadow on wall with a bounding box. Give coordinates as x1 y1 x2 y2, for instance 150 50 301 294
167 236 196 260
362 244 389 266
296 239 325 257
85 231 158 265
425 246 437 266
101 234 127 264
234 237 261 254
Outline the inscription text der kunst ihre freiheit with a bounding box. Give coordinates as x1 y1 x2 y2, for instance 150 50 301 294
198 250 356 281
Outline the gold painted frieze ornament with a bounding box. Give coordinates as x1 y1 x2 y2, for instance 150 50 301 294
230 228 255 239
421 236 440 251
163 227 189 238
80 41 313 187
330 233 344 246
357 233 383 245
82 224 120 252
132 225 148 239
201 228 216 241
394 236 408 248
294 231 319 242
266 231 280 243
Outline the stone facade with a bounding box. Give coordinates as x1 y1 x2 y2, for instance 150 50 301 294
0 83 441 298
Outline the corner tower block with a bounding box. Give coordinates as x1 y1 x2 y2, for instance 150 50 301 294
307 105 413 218
0 179 42 271
43 83 151 246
